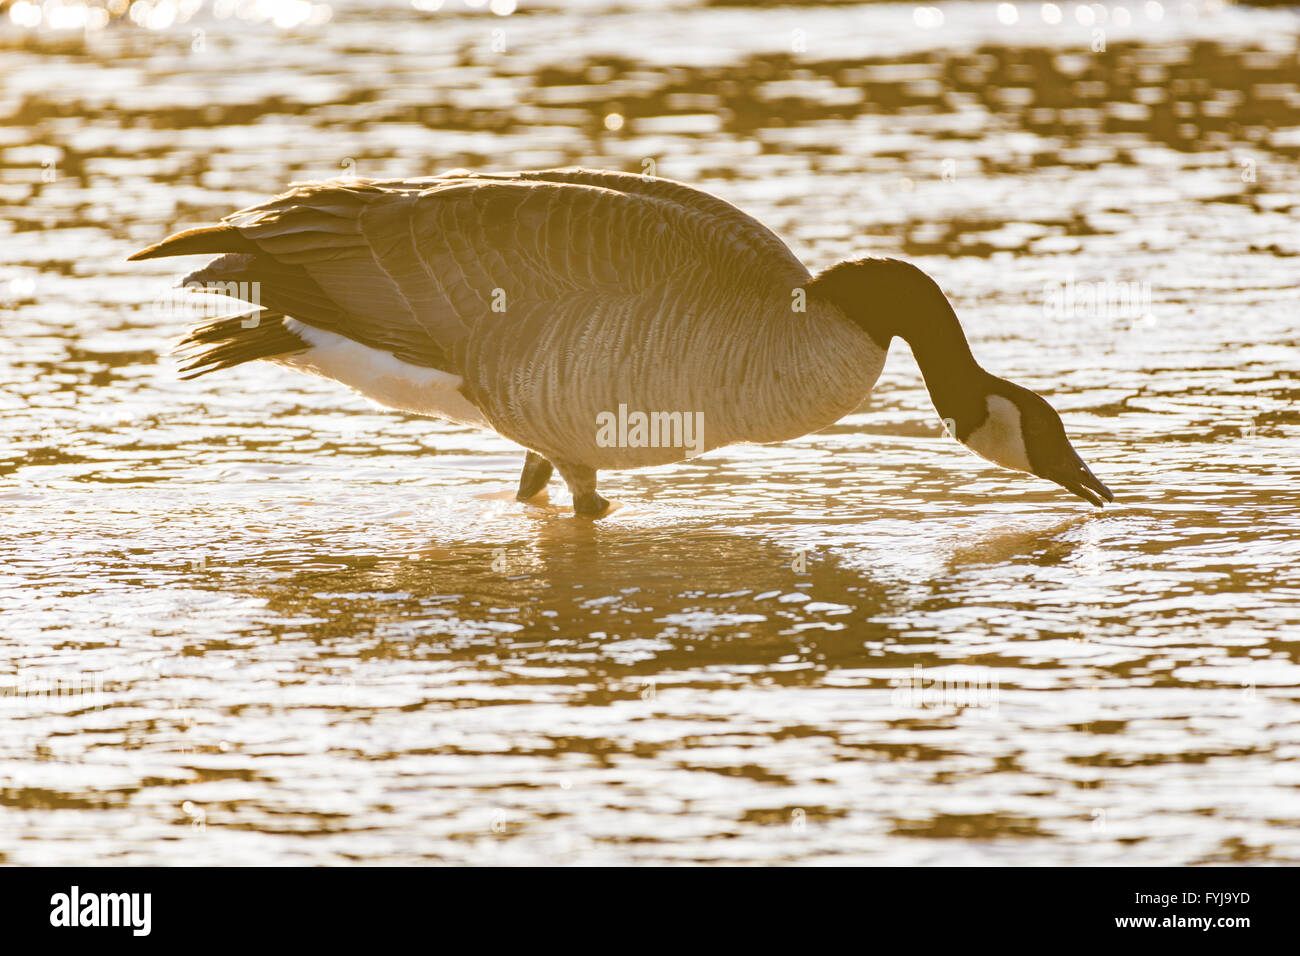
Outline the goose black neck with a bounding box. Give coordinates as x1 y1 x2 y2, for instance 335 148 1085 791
807 257 987 430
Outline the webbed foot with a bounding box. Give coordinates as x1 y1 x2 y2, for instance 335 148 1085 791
555 462 611 519
572 491 611 519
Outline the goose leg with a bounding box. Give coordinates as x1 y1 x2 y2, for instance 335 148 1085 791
555 462 610 518
516 450 554 501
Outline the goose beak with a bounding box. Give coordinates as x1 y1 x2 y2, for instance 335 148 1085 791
1048 453 1115 508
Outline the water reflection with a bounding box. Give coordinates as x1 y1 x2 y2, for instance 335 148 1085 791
244 519 896 659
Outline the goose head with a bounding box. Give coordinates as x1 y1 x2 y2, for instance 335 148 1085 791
949 377 1114 507
808 256 1114 507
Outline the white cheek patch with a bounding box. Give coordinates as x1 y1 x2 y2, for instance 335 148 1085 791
963 394 1032 474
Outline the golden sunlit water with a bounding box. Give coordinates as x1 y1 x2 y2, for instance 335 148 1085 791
1 0 1298 864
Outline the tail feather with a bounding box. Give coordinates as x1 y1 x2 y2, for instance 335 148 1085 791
174 309 308 380
134 222 322 378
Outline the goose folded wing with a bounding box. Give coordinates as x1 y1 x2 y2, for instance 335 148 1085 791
406 168 811 288
192 178 737 374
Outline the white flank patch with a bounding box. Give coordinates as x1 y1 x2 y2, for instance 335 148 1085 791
273 318 489 427
963 394 1032 474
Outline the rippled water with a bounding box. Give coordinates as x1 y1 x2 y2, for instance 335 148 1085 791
2 0 1299 864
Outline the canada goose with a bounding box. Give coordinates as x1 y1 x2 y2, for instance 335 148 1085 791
130 168 1113 517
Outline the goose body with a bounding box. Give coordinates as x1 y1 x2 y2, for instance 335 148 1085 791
131 168 1112 515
